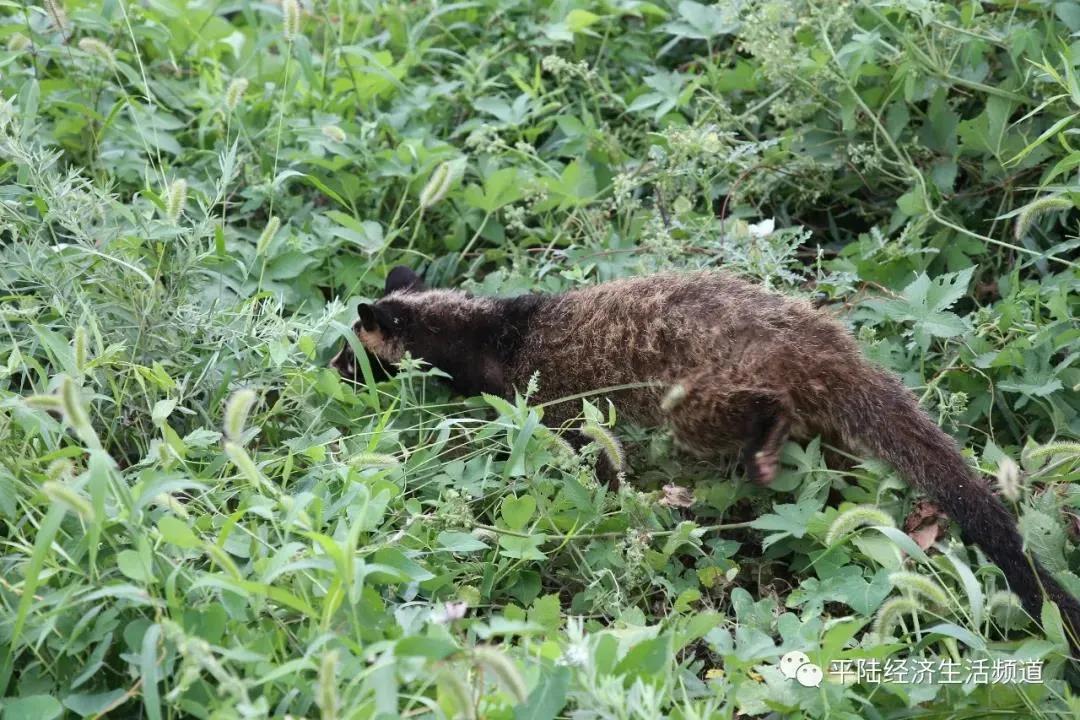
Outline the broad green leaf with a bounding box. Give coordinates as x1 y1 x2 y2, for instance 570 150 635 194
157 516 199 548
498 534 547 560
395 636 460 659
140 624 162 720
325 211 386 253
63 689 127 717
662 1 740 39
565 9 600 33
614 636 671 678
501 495 536 530
2 695 63 720
0 505 65 697
528 594 562 630
513 666 570 720
116 550 152 582
369 548 434 583
437 531 490 553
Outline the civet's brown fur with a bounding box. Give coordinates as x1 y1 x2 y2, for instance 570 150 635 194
333 266 1080 649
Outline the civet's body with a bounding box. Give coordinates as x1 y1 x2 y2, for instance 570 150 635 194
332 267 1080 648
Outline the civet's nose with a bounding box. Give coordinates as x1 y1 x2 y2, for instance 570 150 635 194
329 345 357 379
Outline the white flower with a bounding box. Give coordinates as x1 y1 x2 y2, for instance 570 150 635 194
996 456 1022 502
748 218 775 239
558 641 589 667
432 601 469 624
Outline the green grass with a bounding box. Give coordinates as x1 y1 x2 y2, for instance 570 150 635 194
1 1 1079 718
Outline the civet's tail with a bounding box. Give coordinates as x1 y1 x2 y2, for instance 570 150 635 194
842 369 1080 652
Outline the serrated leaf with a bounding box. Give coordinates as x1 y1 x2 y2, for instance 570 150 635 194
662 1 739 39
528 594 562 630
864 268 974 346
749 503 818 548
182 428 222 448
787 566 892 615
1019 508 1068 573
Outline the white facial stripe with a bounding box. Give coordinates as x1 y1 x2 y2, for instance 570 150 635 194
358 327 404 362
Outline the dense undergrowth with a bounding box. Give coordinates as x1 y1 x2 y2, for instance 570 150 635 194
1 1 1079 718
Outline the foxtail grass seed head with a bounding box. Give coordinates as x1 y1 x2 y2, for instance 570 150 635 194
44 0 67 31
42 481 94 521
165 178 187 224
525 370 541 399
346 452 400 468
824 505 895 546
579 422 626 473
872 596 920 639
8 33 31 52
661 383 687 412
987 589 1023 613
25 394 63 412
155 493 191 518
282 0 301 42
888 571 949 607
1024 441 1080 461
223 389 257 442
256 216 281 256
155 439 172 465
436 669 477 720
996 456 1022 502
1014 195 1073 240
547 432 581 464
60 374 101 449
73 326 89 374
419 161 457 209
321 124 346 143
224 77 249 111
225 441 265 490
316 650 339 720
987 590 1026 627
77 37 114 64
471 647 527 703
46 458 74 481
6 345 23 374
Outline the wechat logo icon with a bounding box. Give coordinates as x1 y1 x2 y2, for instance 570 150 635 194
779 651 823 687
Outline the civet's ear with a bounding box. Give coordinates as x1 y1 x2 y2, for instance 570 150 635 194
357 303 379 332
384 265 426 295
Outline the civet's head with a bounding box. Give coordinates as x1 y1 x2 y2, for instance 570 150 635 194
330 266 507 395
